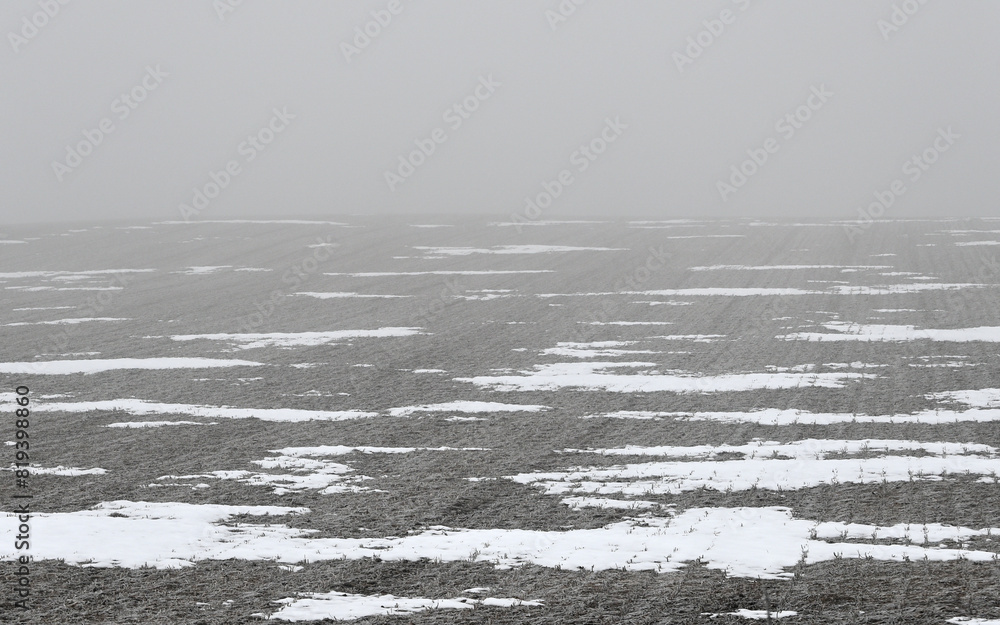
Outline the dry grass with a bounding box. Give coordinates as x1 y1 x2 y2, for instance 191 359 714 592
3 218 1000 623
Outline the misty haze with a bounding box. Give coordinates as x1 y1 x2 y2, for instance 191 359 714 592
2 2 1000 624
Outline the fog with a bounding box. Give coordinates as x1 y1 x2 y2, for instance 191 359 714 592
2 0 998 225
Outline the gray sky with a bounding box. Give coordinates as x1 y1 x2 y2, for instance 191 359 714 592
2 1 998 224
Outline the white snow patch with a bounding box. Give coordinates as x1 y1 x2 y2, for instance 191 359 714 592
0 269 154 279
654 335 726 342
0 358 263 375
827 283 987 294
670 408 1000 426
156 219 349 225
413 245 625 255
625 288 823 297
509 439 1000 496
325 270 553 277
106 421 215 428
561 497 660 510
165 328 423 349
690 265 890 271
579 411 672 420
4 502 997 579
457 361 871 393
779 322 1000 342
3 465 107 476
34 399 376 422
5 317 129 326
541 341 660 358
12 306 75 311
163 446 486 496
295 292 411 299
173 266 232 275
266 591 543 621
388 401 548 417
6 286 123 292
705 609 798 620
928 389 1000 409
583 321 674 326
564 439 995 459
666 235 746 239
489 220 605 226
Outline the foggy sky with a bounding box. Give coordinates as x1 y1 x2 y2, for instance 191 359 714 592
2 0 998 225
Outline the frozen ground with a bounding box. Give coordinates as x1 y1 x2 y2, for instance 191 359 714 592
2 217 1000 623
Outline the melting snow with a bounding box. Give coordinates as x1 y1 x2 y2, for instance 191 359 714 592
164 328 423 349
265 591 543 621
3 502 997 579
669 408 1000 426
34 399 376 422
388 401 548 417
704 610 798 620
779 322 1000 342
173 266 232 275
5 317 129 326
294 292 411 299
507 439 1000 496
106 421 216 428
689 265 890 271
0 358 263 375
325 270 553 277
457 362 871 393
3 465 107 476
413 245 625 255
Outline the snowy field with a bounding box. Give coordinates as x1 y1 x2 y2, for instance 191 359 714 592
2 217 1000 623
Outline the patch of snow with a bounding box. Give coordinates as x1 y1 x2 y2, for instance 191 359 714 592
388 401 548 417
4 502 997 579
164 328 423 349
106 421 215 428
295 292 410 299
457 361 872 393
5 317 129 326
0 358 263 375
34 399 376 422
779 322 1000 342
413 245 625 255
